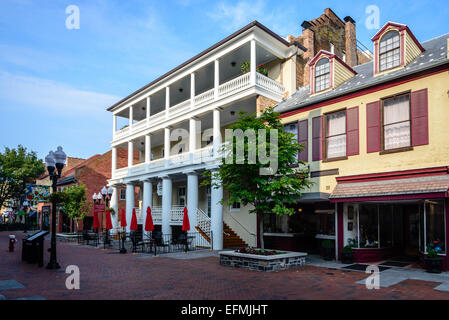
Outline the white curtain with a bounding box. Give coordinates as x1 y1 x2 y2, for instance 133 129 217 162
327 111 346 158
384 95 410 150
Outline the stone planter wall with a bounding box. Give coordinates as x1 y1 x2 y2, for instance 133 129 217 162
219 250 307 272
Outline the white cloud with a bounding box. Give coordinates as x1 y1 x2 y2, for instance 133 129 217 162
0 71 120 120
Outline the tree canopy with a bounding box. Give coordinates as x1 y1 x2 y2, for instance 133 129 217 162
206 107 312 247
59 183 91 230
0 145 45 209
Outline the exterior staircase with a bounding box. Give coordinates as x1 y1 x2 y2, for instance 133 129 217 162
223 222 247 248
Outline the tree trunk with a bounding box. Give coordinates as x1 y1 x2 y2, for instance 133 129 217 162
258 211 264 249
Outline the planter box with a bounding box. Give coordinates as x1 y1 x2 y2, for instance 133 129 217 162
219 250 307 272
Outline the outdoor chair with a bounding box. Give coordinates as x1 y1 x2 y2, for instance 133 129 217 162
154 232 169 254
130 230 144 253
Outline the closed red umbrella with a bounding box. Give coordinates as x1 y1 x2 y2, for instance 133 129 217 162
182 207 190 231
130 208 138 231
105 210 113 230
145 206 154 232
120 209 127 227
93 212 99 230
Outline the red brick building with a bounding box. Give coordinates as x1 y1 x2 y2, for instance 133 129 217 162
53 148 136 233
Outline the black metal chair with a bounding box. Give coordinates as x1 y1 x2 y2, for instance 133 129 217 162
130 230 144 253
154 232 169 254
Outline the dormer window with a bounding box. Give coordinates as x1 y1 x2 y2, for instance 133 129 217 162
379 30 401 71
315 58 330 92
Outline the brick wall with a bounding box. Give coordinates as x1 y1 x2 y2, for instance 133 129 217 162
256 96 278 114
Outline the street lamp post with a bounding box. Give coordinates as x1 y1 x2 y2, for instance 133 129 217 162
45 146 67 270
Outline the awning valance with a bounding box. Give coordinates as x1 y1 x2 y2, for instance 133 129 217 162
329 175 449 202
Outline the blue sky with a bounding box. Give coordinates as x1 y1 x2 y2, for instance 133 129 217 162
0 0 447 160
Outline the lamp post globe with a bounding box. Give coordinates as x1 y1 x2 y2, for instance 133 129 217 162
46 147 65 270
101 186 107 203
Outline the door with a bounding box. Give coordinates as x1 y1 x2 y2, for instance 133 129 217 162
178 187 186 206
403 204 421 257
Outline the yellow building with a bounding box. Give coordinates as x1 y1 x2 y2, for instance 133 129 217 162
274 22 449 268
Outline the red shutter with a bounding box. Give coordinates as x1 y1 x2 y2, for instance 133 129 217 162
411 89 429 146
366 101 381 153
346 106 359 156
312 116 322 161
298 119 308 162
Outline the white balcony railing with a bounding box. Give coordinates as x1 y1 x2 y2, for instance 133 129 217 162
169 152 190 165
133 206 209 230
129 162 146 176
115 126 129 139
193 146 214 163
197 208 211 234
169 99 191 117
170 205 184 223
152 206 162 224
194 88 214 106
114 167 128 179
218 72 251 98
132 119 147 132
256 72 285 97
149 110 166 125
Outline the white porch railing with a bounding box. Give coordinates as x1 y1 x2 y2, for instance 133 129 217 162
169 99 191 117
170 205 184 223
148 158 165 170
149 110 166 125
197 208 211 234
256 72 285 97
114 167 128 179
128 162 146 175
169 152 190 165
194 88 214 106
218 72 251 98
193 146 214 163
134 208 142 224
114 126 129 139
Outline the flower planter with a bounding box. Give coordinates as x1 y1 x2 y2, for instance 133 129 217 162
219 250 307 272
424 256 443 273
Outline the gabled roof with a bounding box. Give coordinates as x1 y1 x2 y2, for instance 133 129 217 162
107 21 306 112
59 154 102 180
276 33 449 115
309 50 357 74
371 21 425 52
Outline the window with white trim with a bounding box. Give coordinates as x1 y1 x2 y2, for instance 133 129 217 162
379 30 401 71
315 58 330 92
120 189 126 200
230 202 241 212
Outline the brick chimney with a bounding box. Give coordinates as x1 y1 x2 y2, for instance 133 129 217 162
344 16 357 67
301 24 315 86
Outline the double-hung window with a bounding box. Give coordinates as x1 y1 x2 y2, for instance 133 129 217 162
315 58 330 92
284 122 299 162
379 30 401 71
383 94 411 150
325 110 346 159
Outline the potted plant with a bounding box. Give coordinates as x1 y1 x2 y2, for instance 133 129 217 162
424 241 443 273
240 61 268 76
321 239 334 261
341 245 354 264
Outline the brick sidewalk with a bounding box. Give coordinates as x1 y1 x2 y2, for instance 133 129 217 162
1 231 449 300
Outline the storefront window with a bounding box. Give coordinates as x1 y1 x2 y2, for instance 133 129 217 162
359 204 379 248
316 212 335 235
379 205 393 248
425 200 445 254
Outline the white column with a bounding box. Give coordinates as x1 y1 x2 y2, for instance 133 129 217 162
129 105 134 128
187 172 198 232
164 127 170 160
128 140 134 167
162 176 172 236
125 183 134 233
214 59 219 99
211 171 223 250
111 147 117 177
146 97 151 119
189 118 198 153
110 186 119 233
165 87 170 112
113 115 117 136
190 73 195 107
142 180 153 237
213 109 222 157
145 134 151 163
250 39 256 85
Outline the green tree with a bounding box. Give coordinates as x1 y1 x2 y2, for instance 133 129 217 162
60 183 91 231
0 145 45 210
205 107 312 248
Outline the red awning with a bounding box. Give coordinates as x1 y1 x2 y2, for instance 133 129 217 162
330 175 449 202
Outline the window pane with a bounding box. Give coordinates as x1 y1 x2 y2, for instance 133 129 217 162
327 111 346 135
384 95 411 149
426 200 445 254
284 122 299 162
384 95 410 124
379 205 393 248
359 204 379 248
384 121 410 149
315 58 330 92
326 135 346 158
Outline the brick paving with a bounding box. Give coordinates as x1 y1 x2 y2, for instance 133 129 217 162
1 231 449 300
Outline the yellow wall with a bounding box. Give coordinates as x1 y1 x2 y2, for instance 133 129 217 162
282 70 449 194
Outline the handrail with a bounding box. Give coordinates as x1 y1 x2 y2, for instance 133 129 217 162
227 212 257 241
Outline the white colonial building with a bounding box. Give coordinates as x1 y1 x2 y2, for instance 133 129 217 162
107 21 305 250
